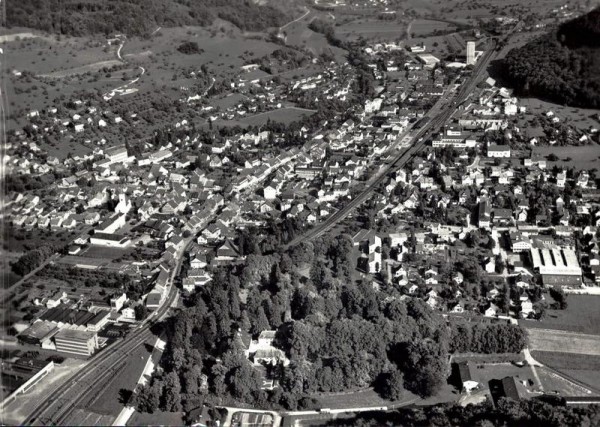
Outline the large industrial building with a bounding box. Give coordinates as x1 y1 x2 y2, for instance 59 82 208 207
530 247 582 287
54 329 99 356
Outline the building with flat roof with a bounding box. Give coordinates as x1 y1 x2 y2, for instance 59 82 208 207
54 329 98 356
432 128 477 149
530 247 582 286
1 358 54 410
417 53 441 69
466 41 476 65
89 232 131 248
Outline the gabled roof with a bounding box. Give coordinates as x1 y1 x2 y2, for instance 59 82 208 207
457 361 473 383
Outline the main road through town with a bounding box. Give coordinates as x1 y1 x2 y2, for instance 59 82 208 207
24 34 503 425
286 39 500 248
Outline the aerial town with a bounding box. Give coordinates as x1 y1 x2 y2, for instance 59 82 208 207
1 1 600 426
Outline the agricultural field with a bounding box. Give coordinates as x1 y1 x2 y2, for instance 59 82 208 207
520 295 600 335
532 145 600 171
532 351 600 392
536 367 594 396
282 24 347 61
3 33 133 126
128 410 185 426
409 19 457 37
520 97 600 131
423 0 581 24
316 388 399 409
240 107 316 126
336 18 407 42
527 329 600 356
7 34 116 76
122 24 282 88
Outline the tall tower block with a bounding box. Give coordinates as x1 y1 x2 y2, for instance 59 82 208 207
466 41 476 66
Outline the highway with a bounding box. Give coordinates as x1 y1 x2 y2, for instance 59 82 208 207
286 41 499 248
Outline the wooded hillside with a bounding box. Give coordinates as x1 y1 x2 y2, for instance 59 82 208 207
6 0 289 36
502 7 600 108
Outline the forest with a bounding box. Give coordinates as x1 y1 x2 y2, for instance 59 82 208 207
502 7 600 108
130 236 527 415
6 0 289 36
324 397 600 427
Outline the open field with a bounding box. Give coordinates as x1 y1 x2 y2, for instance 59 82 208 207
536 367 593 396
5 34 116 76
423 0 580 24
532 351 600 391
316 388 401 409
533 351 600 372
80 246 133 261
278 13 347 62
527 329 600 356
520 295 600 334
240 107 316 126
39 59 122 78
123 25 281 85
531 146 600 171
410 19 457 37
128 410 185 426
336 18 407 41
88 341 153 416
520 97 600 130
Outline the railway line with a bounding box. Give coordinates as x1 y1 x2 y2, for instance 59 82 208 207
286 41 498 248
25 281 178 426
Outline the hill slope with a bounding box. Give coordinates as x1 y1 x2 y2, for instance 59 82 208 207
502 7 600 108
5 0 290 36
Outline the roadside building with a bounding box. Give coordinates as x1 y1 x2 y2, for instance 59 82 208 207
89 232 131 248
0 358 55 410
530 247 582 287
54 329 99 356
456 361 478 392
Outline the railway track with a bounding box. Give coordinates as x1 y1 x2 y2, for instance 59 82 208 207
286 42 498 248
25 285 177 426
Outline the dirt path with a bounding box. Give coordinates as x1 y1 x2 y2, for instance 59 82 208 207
103 36 145 101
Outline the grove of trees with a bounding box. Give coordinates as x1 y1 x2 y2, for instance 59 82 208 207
6 0 289 37
130 234 530 414
502 7 600 108
324 397 600 427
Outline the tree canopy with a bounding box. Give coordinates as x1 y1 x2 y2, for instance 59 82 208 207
502 7 600 108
